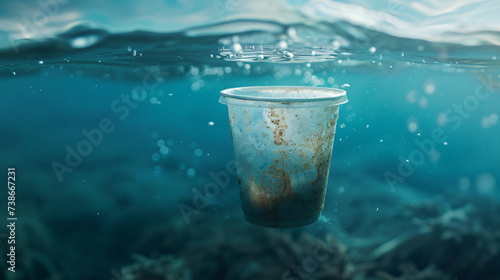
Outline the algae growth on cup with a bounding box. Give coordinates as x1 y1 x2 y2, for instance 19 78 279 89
220 86 348 228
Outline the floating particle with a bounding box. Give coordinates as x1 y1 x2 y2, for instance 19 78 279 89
407 118 418 132
153 165 162 173
190 67 199 76
406 90 417 103
437 113 447 126
277 40 288 49
332 40 341 49
327 77 335 84
424 81 435 94
340 123 346 128
151 153 160 161
341 83 350 88
444 142 448 145
369 47 376 53
167 138 174 146
194 149 203 156
231 43 242 54
187 168 196 178
157 139 165 147
283 51 294 58
38 60 44 64
489 114 498 125
208 121 215 126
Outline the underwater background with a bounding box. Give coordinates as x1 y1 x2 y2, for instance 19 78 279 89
1 0 500 279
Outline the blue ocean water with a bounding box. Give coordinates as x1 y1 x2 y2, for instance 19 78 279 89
1 0 500 279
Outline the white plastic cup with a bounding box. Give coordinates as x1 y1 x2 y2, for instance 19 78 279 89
219 86 347 228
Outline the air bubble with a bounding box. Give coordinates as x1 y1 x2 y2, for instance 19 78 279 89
277 40 288 49
151 153 160 161
159 146 169 155
424 80 435 94
407 120 418 133
187 168 196 178
437 113 447 126
332 40 341 49
231 43 242 54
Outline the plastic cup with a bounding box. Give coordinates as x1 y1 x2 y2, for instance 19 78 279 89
219 86 347 228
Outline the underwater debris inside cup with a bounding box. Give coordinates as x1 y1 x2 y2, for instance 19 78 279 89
220 86 346 228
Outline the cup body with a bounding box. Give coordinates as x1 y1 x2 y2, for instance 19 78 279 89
220 86 347 228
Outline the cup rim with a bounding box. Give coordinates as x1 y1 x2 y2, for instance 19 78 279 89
220 86 347 104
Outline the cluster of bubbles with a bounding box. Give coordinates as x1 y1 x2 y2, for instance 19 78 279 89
481 113 498 128
458 173 496 194
406 79 435 109
149 131 173 174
